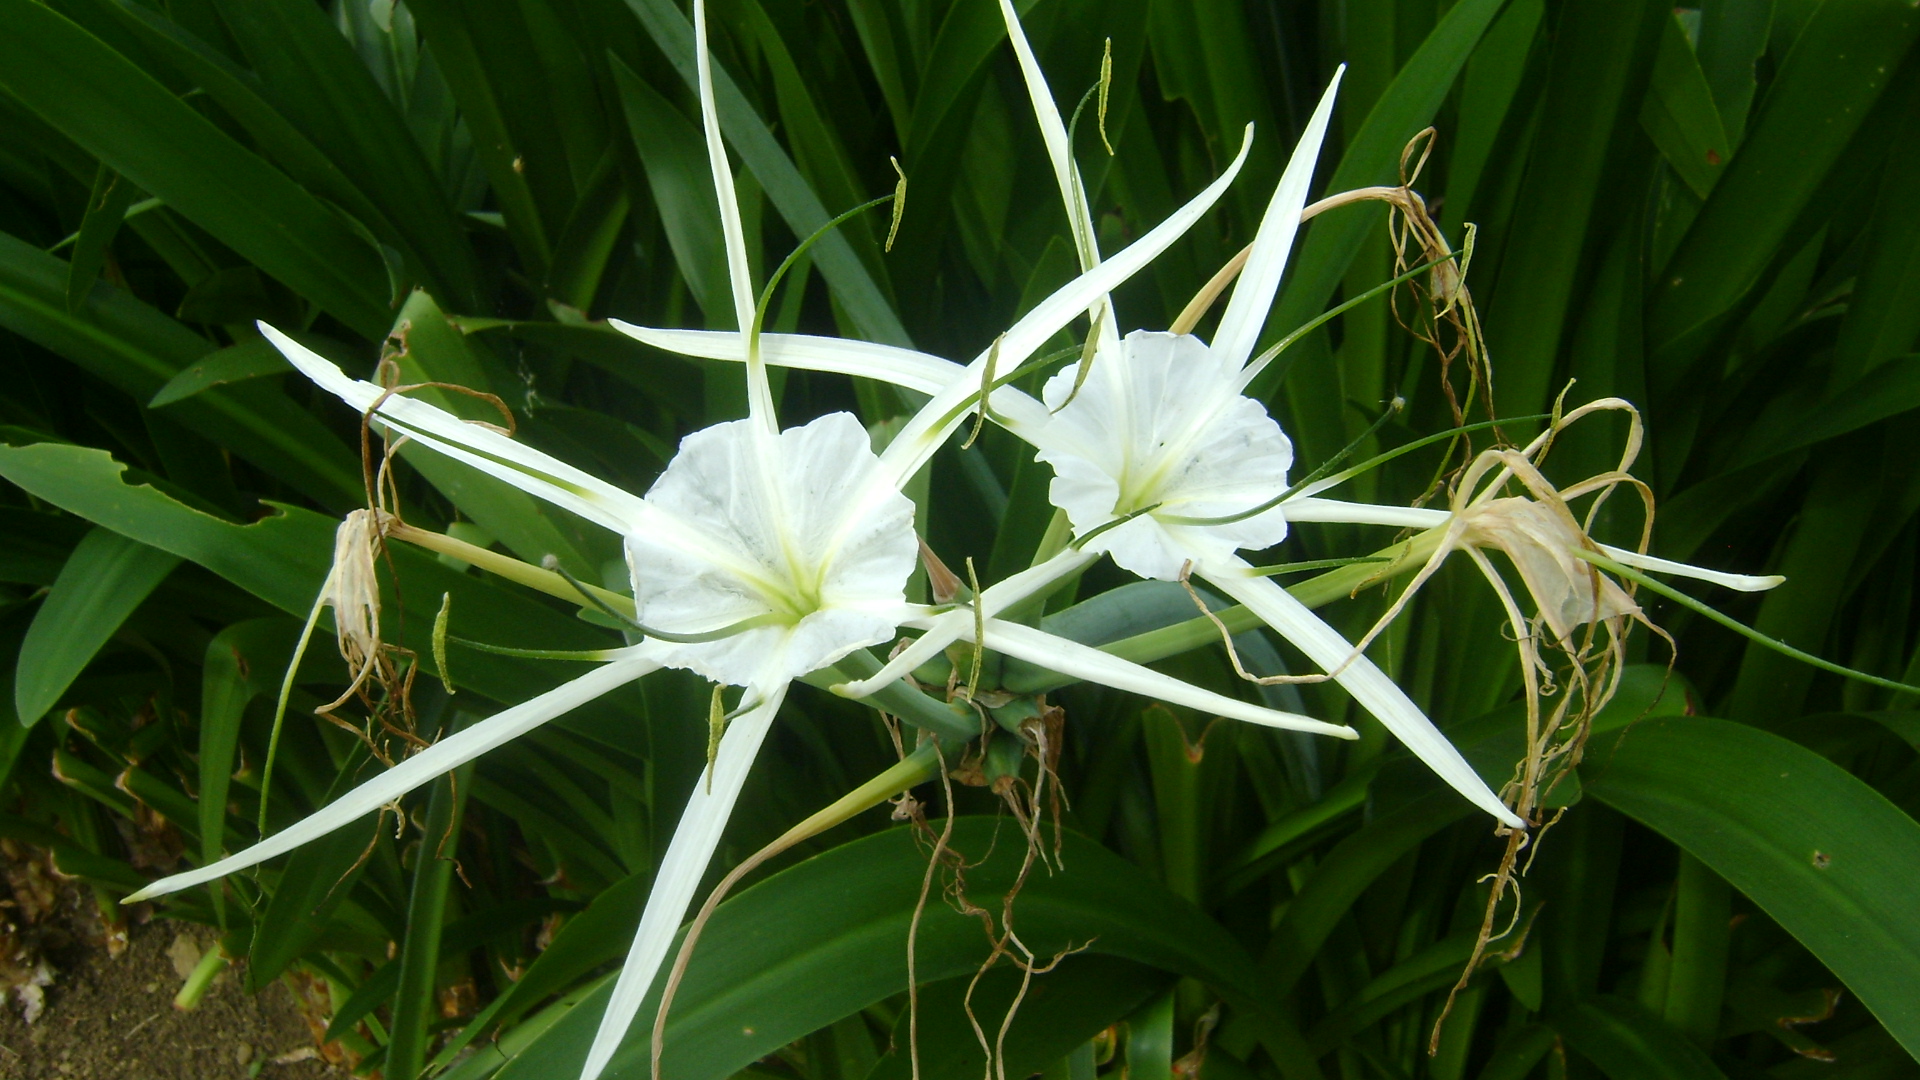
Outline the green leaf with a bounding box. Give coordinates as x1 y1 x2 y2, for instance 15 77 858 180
0 0 392 337
15 526 179 725
610 57 734 327
198 0 482 309
741 0 885 276
197 618 301 923
400 0 553 275
1474 1023 1557 1080
1648 0 1920 353
385 760 474 1080
0 509 89 587
841 0 910 138
104 0 411 278
147 337 292 407
246 773 383 990
0 230 363 509
468 768 627 888
1145 0 1280 213
1122 989 1175 1080
429 869 655 1070
0 441 614 710
546 148 631 312
1661 852 1730 1043
1640 12 1732 199
1694 0 1772 146
490 820 1289 1080
1441 0 1544 234
1725 447 1883 724
1729 354 1920 469
65 162 138 313
381 290 599 576
0 812 150 895
1249 0 1509 444
172 265 280 326
1261 665 1677 994
1585 715 1920 1059
332 897 576 1045
452 317 703 420
0 607 42 788
866 957 1169 1080
622 0 912 347
1556 995 1728 1079
1307 931 1478 1054
1831 107 1920 388
1479 0 1665 423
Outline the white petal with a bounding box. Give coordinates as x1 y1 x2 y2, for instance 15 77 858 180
1281 496 1445 529
610 324 1056 441
1216 69 1343 374
1281 497 1783 593
260 323 650 535
877 126 1256 488
611 324 961 396
577 678 789 1080
964 617 1354 738
693 0 756 337
994 0 1119 354
125 654 663 902
1034 332 1293 578
1596 548 1784 592
995 0 1099 273
632 413 918 684
1199 556 1522 827
834 548 1097 697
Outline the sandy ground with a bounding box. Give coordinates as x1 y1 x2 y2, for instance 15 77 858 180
0 877 341 1080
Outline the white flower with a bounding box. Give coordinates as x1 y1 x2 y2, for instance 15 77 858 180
628 413 918 684
613 2 1533 826
941 5 1539 829
127 5 1356 1079
680 3 1778 832
1034 329 1295 580
981 0 1784 831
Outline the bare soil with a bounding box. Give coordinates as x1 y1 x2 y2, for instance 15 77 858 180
0 892 340 1080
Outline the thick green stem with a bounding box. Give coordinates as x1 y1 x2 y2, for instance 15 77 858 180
809 652 980 743
1003 527 1446 694
173 944 227 1010
390 522 636 616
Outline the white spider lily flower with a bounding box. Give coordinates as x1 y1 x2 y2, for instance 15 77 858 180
1008 20 1526 826
611 125 1251 493
628 412 920 684
1034 329 1296 580
613 3 1509 830
570 7 1341 1072
838 7 1524 829
128 8 1348 1080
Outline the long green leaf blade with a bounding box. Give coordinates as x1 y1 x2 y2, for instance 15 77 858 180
15 527 179 725
0 0 392 337
1586 715 1920 1059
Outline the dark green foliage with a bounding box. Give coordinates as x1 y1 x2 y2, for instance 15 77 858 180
0 1 1916 1078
